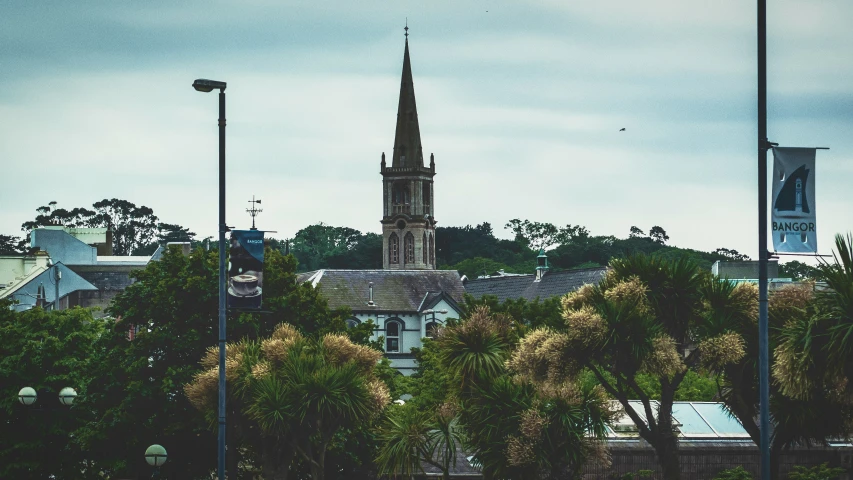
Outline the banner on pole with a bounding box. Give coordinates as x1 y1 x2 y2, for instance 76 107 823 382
228 230 264 309
771 147 817 253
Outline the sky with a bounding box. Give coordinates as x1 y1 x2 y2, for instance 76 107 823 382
2 0 852 261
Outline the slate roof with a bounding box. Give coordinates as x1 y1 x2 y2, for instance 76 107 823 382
464 267 608 303
297 269 465 313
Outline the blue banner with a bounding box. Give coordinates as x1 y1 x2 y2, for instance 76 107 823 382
228 230 264 309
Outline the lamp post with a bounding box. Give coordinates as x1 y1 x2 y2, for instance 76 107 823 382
192 77 227 480
145 444 168 478
17 386 77 478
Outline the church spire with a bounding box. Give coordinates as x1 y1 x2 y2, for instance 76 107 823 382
392 26 423 169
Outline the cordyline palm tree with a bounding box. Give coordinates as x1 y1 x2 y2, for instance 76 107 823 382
509 254 758 480
434 306 615 480
700 277 853 479
185 323 390 480
375 402 465 480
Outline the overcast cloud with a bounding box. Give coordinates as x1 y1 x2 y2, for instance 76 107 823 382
1 0 851 261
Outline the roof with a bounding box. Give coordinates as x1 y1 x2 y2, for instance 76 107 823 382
464 267 608 302
297 269 465 313
607 401 752 440
391 37 424 169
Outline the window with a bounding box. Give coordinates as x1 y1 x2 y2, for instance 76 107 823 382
386 319 402 353
389 233 399 264
423 233 427 264
392 181 411 214
346 318 360 329
426 321 439 339
404 233 415 264
422 181 431 212
429 233 435 265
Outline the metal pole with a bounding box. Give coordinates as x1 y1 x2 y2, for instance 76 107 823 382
757 0 771 478
217 89 227 480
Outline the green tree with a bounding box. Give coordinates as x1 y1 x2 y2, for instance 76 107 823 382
436 306 615 479
185 325 390 480
75 245 362 479
288 224 381 271
509 254 757 480
90 198 159 255
0 303 107 479
0 234 26 254
649 226 669 244
779 260 821 281
376 402 464 480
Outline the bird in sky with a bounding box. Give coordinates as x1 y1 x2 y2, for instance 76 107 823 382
619 128 626 131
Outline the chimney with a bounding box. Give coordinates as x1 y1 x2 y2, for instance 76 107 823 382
367 282 375 306
535 249 549 282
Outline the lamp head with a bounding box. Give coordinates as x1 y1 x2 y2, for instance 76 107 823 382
192 79 227 92
59 387 77 406
145 444 168 467
18 387 37 406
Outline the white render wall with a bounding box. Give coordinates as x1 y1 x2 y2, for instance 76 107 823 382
349 298 457 376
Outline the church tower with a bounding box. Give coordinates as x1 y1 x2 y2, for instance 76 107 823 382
381 28 436 270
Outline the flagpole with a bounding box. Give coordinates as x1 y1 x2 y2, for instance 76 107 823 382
757 0 771 478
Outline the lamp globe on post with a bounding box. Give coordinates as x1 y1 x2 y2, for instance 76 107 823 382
18 387 37 405
146 444 167 477
58 387 77 406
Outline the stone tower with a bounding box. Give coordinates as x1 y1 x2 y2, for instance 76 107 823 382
381 32 436 270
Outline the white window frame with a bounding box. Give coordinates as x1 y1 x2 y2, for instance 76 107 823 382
385 319 403 353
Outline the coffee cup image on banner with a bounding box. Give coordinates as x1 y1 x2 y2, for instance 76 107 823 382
228 230 264 309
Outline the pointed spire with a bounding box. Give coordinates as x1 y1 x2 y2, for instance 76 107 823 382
392 25 423 168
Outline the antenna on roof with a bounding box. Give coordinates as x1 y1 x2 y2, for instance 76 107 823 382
247 196 263 230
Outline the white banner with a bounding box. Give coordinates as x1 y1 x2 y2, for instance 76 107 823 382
771 147 817 253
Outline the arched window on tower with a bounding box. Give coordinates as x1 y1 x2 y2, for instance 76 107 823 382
422 233 427 264
422 181 431 214
392 181 411 214
389 233 399 264
404 232 415 264
429 233 435 266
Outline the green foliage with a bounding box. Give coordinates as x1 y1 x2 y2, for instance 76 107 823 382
779 260 821 280
463 293 563 330
75 245 360 479
0 234 26 254
434 307 615 479
713 466 754 480
287 223 382 271
787 463 845 480
0 304 106 479
187 325 389 480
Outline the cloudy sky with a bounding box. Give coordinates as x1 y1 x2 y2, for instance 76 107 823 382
2 0 851 260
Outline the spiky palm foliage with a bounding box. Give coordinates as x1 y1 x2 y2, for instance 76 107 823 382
435 306 614 479
185 324 389 480
509 253 747 480
375 403 465 480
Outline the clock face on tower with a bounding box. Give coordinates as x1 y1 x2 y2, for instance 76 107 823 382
396 219 407 230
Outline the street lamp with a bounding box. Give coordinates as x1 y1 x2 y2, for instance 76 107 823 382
17 386 77 477
422 309 448 338
191 77 227 480
145 444 168 478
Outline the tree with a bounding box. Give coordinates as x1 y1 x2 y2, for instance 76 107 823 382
435 306 616 479
713 248 750 261
779 260 821 281
89 198 159 255
156 223 196 244
19 199 162 255
509 254 756 480
376 402 464 480
649 226 669 244
289 224 372 271
185 325 391 480
629 226 646 238
0 303 107 479
75 246 363 479
0 234 26 254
